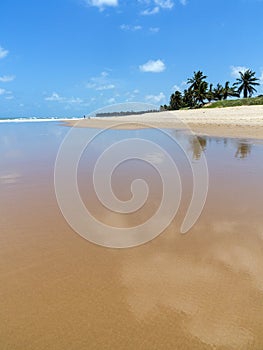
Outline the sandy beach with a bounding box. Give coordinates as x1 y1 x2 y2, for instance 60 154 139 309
1 120 263 349
65 105 263 140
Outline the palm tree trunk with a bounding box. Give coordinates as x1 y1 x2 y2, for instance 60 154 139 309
244 88 248 98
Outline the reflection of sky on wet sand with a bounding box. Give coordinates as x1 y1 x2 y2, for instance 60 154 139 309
121 220 263 348
0 172 21 184
0 122 68 186
1 122 263 349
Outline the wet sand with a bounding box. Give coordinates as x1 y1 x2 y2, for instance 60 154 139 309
65 105 263 140
1 122 263 349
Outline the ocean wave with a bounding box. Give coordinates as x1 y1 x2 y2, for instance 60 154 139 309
0 117 81 123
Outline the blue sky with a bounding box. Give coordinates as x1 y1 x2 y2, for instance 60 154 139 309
0 0 263 117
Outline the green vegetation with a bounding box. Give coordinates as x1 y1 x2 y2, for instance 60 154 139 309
204 95 263 108
161 69 261 111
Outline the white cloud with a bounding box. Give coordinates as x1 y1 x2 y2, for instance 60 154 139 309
120 24 142 31
141 6 159 15
125 89 140 102
171 81 187 92
140 0 174 15
259 71 263 84
231 65 249 78
172 84 181 92
0 46 9 59
145 92 165 103
85 0 118 9
86 82 96 89
0 75 15 82
67 97 83 104
139 59 166 73
154 0 174 9
179 0 187 5
96 84 115 91
5 95 14 100
149 27 160 33
45 92 64 101
45 92 83 104
86 71 116 90
0 88 12 96
107 97 116 104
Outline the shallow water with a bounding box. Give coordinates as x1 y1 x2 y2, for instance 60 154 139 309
0 122 263 349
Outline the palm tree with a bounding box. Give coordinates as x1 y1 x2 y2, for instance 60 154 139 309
187 71 207 90
223 81 239 100
187 71 208 107
169 91 183 110
195 80 208 106
182 89 195 108
234 69 260 98
206 84 214 102
213 83 224 100
160 104 168 111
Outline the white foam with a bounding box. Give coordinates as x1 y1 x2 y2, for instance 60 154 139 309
0 117 80 123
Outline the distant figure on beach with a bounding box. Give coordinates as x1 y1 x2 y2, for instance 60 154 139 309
83 115 86 119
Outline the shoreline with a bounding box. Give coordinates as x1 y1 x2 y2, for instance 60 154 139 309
64 105 263 140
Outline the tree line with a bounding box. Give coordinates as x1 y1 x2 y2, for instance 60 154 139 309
161 69 260 110
95 109 159 117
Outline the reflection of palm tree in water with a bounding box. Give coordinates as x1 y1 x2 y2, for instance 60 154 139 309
235 141 252 159
190 136 207 160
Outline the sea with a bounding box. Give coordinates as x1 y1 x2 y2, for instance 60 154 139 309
0 115 81 123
